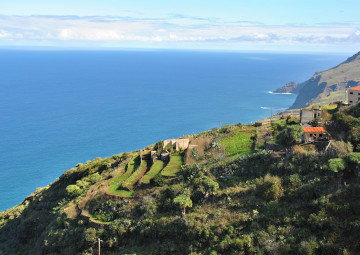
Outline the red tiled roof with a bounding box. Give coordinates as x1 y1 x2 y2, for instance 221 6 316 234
349 85 360 91
302 127 327 133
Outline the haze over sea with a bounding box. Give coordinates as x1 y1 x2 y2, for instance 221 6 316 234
0 50 347 211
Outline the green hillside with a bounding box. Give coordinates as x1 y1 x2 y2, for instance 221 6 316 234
2 103 360 254
290 51 360 109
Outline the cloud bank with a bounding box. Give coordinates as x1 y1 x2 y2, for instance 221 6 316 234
0 15 358 50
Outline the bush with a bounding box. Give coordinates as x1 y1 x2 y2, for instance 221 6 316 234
347 152 360 164
181 164 204 183
154 141 164 154
326 141 353 158
328 158 346 173
89 173 102 184
66 185 82 197
255 174 284 201
275 125 303 150
84 228 97 245
201 176 219 196
150 173 165 187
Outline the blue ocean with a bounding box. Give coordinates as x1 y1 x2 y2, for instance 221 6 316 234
0 50 347 211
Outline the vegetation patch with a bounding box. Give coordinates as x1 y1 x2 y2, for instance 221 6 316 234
122 159 150 190
220 127 255 157
107 154 139 195
161 155 183 177
140 160 165 184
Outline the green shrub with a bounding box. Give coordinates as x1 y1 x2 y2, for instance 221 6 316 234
76 180 88 189
275 125 303 150
255 174 284 201
84 228 97 245
66 185 82 197
154 141 164 154
181 164 204 183
328 158 346 173
89 173 102 184
201 176 219 196
326 141 353 158
347 152 360 164
150 173 165 187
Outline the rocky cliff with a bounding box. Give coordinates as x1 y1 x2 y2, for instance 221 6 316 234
288 51 360 109
272 82 302 94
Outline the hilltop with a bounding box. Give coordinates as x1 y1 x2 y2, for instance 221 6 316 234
1 101 360 254
275 51 360 109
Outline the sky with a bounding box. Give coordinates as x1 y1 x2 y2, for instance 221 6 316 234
0 0 359 52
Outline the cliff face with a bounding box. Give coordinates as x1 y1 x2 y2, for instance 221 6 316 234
290 51 360 109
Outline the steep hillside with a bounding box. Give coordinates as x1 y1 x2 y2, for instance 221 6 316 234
290 51 360 109
1 106 360 254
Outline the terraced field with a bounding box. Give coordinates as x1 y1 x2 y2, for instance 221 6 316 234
140 160 165 184
122 159 150 190
161 155 183 177
107 154 140 195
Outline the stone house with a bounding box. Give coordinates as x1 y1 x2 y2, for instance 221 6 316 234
163 139 190 151
347 85 360 105
300 108 323 123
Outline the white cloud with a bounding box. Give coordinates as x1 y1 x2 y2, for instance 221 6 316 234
0 29 12 38
0 15 358 49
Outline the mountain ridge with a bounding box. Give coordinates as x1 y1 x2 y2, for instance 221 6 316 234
274 51 360 108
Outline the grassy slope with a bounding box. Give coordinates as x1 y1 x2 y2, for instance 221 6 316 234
161 155 183 177
107 154 139 195
220 127 255 157
122 159 149 190
140 160 165 184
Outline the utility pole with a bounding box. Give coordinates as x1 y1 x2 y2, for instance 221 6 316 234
98 238 101 255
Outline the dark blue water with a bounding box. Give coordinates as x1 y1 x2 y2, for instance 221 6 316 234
0 50 347 211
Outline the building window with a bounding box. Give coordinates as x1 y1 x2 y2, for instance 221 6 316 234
350 101 353 103
358 93 360 95
350 92 354 94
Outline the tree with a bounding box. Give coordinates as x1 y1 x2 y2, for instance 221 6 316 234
201 176 219 197
346 152 360 175
328 158 346 173
275 125 303 154
173 194 192 217
181 163 204 184
326 141 353 158
347 152 360 164
150 173 165 186
308 118 320 127
255 174 284 201
89 173 102 184
66 184 82 197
